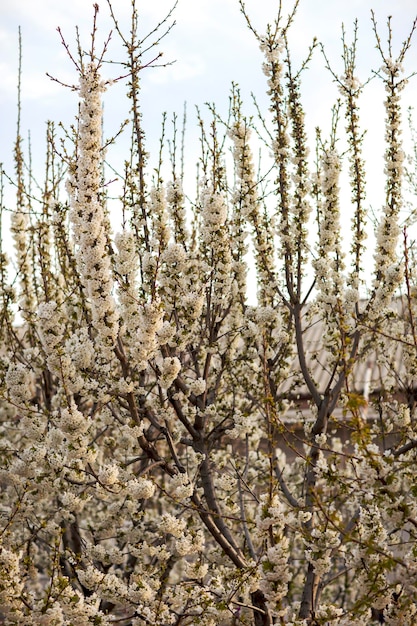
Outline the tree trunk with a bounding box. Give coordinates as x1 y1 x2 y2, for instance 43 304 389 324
251 589 272 626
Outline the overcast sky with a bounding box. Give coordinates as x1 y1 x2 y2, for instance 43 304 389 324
1 0 417 235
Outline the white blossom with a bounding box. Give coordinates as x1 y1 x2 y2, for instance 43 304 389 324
67 63 119 354
159 356 181 389
127 477 155 499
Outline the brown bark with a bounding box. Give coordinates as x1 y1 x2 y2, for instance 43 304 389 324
251 590 272 626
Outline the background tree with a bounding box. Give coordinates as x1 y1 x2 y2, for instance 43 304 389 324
0 1 417 625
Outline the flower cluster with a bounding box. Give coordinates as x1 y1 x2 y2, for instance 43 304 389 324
5 361 34 405
67 62 119 354
159 356 181 389
372 54 406 310
229 120 277 304
256 494 291 618
200 187 233 307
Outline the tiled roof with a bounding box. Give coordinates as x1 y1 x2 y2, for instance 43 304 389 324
279 298 414 402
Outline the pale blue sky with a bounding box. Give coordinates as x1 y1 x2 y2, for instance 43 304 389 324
1 0 417 228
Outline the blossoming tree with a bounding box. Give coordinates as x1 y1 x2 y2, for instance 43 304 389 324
1 1 417 624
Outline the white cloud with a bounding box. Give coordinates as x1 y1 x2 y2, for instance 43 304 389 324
0 61 18 102
146 52 205 84
0 0 120 34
